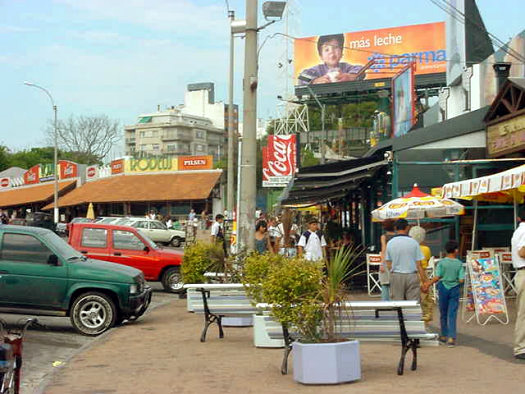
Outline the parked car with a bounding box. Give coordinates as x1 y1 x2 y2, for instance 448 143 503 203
122 218 186 247
9 212 56 231
68 223 184 293
0 225 152 336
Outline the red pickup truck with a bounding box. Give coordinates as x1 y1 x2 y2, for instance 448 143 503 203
68 223 184 293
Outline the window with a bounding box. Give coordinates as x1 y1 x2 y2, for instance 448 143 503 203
81 228 107 248
113 230 145 251
151 130 159 138
140 144 147 151
140 131 145 138
152 144 160 151
1 233 52 264
196 130 205 139
195 144 205 152
150 221 166 230
132 221 148 229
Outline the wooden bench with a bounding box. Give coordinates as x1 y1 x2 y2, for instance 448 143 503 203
257 300 437 376
183 283 256 342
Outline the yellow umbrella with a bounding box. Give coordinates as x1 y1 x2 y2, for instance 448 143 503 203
86 203 95 220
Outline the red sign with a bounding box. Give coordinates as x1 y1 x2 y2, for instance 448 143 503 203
86 165 98 179
0 177 10 189
59 160 78 179
24 165 40 185
262 135 297 187
178 155 213 171
111 159 124 175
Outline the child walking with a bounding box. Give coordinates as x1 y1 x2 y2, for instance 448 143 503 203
423 240 464 347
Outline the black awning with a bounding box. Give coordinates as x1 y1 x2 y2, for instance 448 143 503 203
280 155 387 206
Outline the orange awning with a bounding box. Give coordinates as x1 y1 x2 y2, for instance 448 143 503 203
43 171 222 209
0 180 77 208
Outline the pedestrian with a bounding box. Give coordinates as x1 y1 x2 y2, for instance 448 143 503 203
385 219 427 302
511 207 525 360
275 210 298 257
423 240 464 347
254 220 273 254
409 225 433 326
255 207 262 220
188 208 196 222
200 210 207 230
267 217 280 253
210 214 227 255
379 219 396 301
166 216 173 229
0 209 8 225
297 217 327 261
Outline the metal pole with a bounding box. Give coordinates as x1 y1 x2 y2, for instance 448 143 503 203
239 0 258 251
236 137 243 251
321 104 326 164
53 105 59 224
226 10 235 220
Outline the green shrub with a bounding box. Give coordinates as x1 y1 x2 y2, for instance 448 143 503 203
241 252 284 305
262 257 323 342
181 241 225 284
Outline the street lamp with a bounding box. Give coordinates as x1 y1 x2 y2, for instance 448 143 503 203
238 0 286 252
24 81 59 224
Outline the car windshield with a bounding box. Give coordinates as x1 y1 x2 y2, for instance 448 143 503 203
42 231 84 261
136 229 159 249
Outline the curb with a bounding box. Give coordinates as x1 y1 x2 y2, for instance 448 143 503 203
34 297 176 394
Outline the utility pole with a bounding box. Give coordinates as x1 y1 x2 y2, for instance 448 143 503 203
226 10 235 219
238 0 258 251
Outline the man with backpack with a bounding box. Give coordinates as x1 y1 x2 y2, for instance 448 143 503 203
297 217 327 261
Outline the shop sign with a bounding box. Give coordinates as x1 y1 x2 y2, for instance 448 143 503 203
111 159 125 175
24 165 40 185
86 165 98 180
127 156 177 173
0 177 10 189
40 163 55 182
487 115 525 157
263 135 296 187
178 155 213 171
59 160 78 179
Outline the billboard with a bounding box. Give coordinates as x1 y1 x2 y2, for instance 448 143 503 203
392 64 416 137
111 159 125 175
58 160 78 180
262 135 297 188
178 155 213 171
294 22 445 86
24 165 40 185
126 157 178 173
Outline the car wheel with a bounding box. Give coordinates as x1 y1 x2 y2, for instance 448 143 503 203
162 267 184 293
70 292 116 336
170 236 181 247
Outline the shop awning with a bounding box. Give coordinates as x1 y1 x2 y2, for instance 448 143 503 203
280 156 388 206
442 164 525 203
0 180 77 209
42 171 222 209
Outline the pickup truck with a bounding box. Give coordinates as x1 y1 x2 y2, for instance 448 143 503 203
68 223 184 293
0 225 152 336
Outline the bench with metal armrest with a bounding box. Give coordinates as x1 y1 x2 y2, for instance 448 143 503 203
183 283 255 342
256 300 437 376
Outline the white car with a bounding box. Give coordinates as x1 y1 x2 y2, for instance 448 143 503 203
124 218 186 247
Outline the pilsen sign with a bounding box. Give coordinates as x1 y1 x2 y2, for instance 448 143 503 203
487 114 525 157
178 155 213 171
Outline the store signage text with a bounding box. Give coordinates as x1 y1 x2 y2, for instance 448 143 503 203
178 155 213 170
487 115 525 157
128 156 175 172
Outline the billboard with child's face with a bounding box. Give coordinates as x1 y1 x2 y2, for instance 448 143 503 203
294 22 445 87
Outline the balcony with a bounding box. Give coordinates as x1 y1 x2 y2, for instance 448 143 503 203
125 137 136 144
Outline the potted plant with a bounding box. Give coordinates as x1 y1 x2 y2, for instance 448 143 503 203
181 241 225 311
263 246 364 384
241 252 285 347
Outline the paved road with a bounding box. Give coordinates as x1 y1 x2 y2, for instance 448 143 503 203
0 282 178 394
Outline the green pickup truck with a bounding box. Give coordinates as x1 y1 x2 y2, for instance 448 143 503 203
0 225 152 336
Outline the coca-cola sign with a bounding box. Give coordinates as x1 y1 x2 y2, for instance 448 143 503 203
0 177 10 189
86 165 98 179
262 135 297 187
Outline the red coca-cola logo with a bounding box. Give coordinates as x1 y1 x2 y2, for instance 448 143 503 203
0 178 9 188
87 167 96 178
263 135 296 179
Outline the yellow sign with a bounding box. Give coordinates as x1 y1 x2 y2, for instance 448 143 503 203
125 157 178 173
487 115 525 157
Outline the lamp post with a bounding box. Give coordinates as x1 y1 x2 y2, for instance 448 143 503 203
24 82 59 223
226 10 236 220
238 0 286 252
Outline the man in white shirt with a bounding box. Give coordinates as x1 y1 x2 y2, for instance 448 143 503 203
297 218 326 261
511 208 525 360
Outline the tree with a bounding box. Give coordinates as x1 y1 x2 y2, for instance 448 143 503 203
47 115 121 162
0 146 10 172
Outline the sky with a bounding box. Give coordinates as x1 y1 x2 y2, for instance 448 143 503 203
1 0 524 158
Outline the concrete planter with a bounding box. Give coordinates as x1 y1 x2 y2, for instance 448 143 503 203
292 340 361 385
253 315 284 348
222 316 253 327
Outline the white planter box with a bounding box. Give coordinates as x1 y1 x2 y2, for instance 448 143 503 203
253 315 284 348
292 340 361 385
222 316 253 327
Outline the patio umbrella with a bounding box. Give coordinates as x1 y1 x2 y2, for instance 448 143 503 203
86 203 95 220
372 184 465 222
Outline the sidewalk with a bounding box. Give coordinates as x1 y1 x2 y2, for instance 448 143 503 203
42 299 524 394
